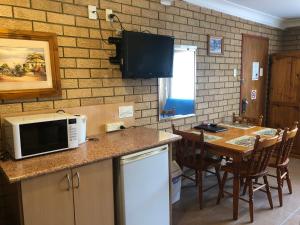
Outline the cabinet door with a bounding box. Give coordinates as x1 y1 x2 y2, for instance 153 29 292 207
292 57 300 102
73 159 114 225
268 104 300 155
21 169 74 225
268 104 298 128
269 56 295 103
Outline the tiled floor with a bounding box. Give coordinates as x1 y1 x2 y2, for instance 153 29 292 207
173 158 300 225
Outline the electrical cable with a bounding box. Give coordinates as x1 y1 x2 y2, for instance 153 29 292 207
109 14 125 31
96 10 110 45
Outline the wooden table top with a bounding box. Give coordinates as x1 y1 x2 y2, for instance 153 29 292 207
189 123 277 156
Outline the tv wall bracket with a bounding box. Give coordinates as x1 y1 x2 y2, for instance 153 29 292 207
108 37 122 65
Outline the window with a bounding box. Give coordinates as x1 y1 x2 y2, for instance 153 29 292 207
159 45 197 120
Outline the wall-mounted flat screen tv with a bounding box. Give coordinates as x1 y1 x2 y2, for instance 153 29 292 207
122 31 174 79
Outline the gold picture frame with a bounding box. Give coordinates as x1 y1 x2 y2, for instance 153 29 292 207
208 35 224 56
0 29 61 99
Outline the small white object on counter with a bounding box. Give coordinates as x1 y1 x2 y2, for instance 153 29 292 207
105 122 125 132
75 115 87 144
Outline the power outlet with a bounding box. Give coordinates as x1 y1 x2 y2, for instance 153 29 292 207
105 9 113 22
105 122 125 133
88 5 97 20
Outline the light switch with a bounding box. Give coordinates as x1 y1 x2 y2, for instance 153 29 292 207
260 67 263 77
233 68 237 77
119 106 134 118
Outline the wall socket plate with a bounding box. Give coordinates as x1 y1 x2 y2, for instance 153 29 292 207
119 106 134 118
88 5 97 20
105 9 113 22
105 122 125 133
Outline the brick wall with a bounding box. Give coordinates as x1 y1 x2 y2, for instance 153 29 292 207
0 0 284 222
282 27 300 51
0 0 283 132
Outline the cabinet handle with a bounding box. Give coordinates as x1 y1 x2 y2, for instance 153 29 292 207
74 172 80 189
66 174 71 191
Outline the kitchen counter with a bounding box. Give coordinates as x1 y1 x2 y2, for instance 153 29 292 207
0 127 181 183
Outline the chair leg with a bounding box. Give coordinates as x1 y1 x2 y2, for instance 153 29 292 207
248 179 254 223
242 178 248 196
215 166 222 191
217 171 227 204
276 168 283 207
285 167 293 194
195 170 199 186
240 177 244 190
198 171 203 209
263 175 273 209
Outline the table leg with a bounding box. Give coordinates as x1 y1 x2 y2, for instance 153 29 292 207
233 157 242 220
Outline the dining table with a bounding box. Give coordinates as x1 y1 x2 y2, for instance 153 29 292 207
187 123 279 220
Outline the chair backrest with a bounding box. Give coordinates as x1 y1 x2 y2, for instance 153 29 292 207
232 113 263 126
275 122 298 165
247 135 279 176
172 125 205 168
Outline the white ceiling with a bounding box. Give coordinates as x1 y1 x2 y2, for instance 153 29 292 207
185 0 300 29
227 0 300 19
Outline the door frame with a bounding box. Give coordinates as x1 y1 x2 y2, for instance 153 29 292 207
240 34 269 119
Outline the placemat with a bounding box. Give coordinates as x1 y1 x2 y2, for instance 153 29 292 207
226 135 256 148
190 131 223 142
219 122 256 130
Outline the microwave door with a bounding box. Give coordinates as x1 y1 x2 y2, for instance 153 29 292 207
19 120 68 157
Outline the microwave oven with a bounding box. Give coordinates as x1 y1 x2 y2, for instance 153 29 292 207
4 113 79 160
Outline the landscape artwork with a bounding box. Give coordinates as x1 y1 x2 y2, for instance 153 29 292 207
0 30 61 99
0 46 47 83
0 37 53 93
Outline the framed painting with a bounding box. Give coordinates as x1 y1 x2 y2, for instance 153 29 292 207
0 29 61 99
208 35 224 56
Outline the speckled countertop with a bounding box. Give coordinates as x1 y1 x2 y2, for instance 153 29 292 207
0 127 181 183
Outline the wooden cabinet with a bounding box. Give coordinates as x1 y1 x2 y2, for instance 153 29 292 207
21 169 74 225
73 160 114 225
20 159 114 225
268 51 300 157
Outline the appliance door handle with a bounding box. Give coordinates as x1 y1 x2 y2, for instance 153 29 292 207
121 146 168 165
74 172 80 189
66 174 71 191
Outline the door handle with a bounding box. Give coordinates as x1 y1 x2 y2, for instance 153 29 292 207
66 174 71 191
73 172 80 189
241 98 249 113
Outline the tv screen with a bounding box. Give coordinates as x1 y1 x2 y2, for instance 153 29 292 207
122 31 174 79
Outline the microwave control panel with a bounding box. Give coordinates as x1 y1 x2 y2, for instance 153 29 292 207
68 118 79 148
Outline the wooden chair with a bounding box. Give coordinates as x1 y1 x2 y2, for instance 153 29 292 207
268 122 298 207
217 135 279 222
233 113 263 126
172 125 222 209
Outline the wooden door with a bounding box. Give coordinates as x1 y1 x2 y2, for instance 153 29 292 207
241 34 269 121
21 169 74 225
269 56 300 156
73 159 114 225
269 56 300 104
